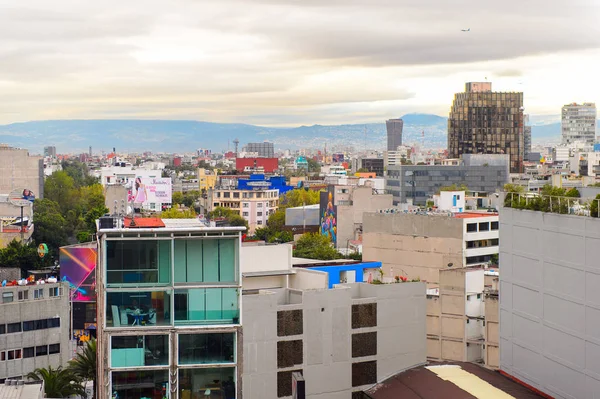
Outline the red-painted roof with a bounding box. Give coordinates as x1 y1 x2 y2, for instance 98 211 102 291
123 217 165 228
453 212 498 219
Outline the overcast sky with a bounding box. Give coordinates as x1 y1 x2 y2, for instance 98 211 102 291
0 0 599 126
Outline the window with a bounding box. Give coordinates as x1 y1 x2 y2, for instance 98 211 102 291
174 288 238 326
179 368 235 399
242 212 249 217
0 325 4 335
277 310 303 337
491 238 499 246
35 346 48 356
352 332 377 358
257 221 262 225
34 289 43 299
7 323 21 334
48 344 60 355
223 192 230 198
233 192 240 198
257 203 263 208
173 239 237 284
106 291 171 328
242 203 249 208
352 303 377 329
23 321 34 331
466 223 477 232
278 369 302 398
112 370 170 399
491 221 499 230
48 318 61 328
0 352 4 361
23 347 34 358
277 340 303 368
257 212 262 217
7 350 22 360
34 319 48 330
106 240 172 286
2 292 14 303
49 287 61 297
352 361 377 387
111 335 168 367
479 222 489 231
178 333 235 365
18 291 28 301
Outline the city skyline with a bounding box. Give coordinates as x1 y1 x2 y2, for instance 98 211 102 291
0 1 599 126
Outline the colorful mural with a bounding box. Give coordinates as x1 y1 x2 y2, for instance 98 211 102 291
60 246 97 302
319 188 337 245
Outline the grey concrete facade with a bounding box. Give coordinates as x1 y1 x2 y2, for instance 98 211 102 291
0 145 44 199
499 207 600 399
0 282 70 381
386 119 403 151
242 282 426 399
386 157 509 205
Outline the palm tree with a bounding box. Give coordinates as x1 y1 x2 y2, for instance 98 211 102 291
69 338 97 399
27 365 86 398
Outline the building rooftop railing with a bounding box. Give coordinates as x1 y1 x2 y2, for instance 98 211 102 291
503 192 599 217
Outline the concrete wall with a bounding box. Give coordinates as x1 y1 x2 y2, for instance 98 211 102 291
499 207 600 399
485 293 499 369
288 269 328 291
0 147 43 199
363 213 464 285
242 282 426 399
241 244 292 274
0 282 70 380
243 275 287 291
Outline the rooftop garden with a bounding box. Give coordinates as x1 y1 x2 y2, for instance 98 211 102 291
504 183 600 217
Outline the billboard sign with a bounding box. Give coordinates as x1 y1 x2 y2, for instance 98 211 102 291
8 188 35 207
60 246 97 302
319 186 337 245
128 177 172 205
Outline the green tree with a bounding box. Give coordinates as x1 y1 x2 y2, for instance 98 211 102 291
565 188 581 198
160 207 197 219
279 189 321 210
208 207 234 219
356 168 369 173
27 366 86 398
267 210 286 230
306 158 321 173
293 233 342 260
32 199 69 255
590 194 600 217
227 214 248 230
183 191 200 208
0 240 43 275
69 338 96 399
503 183 525 194
44 171 76 213
172 191 184 205
438 183 468 194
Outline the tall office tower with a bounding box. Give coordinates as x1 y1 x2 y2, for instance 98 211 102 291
561 103 596 145
386 118 403 151
89 146 92 157
524 114 532 161
448 82 524 173
96 216 243 399
244 142 274 158
43 146 57 158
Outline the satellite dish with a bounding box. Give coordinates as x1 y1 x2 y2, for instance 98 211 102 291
8 188 35 207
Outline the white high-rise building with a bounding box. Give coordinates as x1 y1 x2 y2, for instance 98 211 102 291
561 102 596 145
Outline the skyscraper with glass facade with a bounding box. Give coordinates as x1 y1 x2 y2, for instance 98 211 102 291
448 82 524 173
96 217 243 399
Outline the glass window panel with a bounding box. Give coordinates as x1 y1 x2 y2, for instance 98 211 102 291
35 345 47 356
187 240 204 282
106 240 171 286
174 240 187 282
23 347 34 358
178 333 235 365
106 291 171 327
219 239 236 283
203 240 219 282
178 368 235 399
174 288 239 326
111 370 169 399
111 335 168 368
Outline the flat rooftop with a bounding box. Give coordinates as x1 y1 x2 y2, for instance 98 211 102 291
97 216 245 233
364 362 544 399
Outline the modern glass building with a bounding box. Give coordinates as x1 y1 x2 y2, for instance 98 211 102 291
96 217 243 399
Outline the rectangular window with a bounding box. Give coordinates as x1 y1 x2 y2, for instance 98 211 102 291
479 222 489 231
242 212 249 217
34 319 48 330
257 221 262 225
257 212 262 216
277 310 303 337
243 203 249 208
178 368 235 399
491 221 499 230
23 321 35 331
35 346 48 356
0 325 4 335
49 287 61 297
111 335 168 368
112 370 169 399
2 292 14 303
6 349 21 360
174 288 239 326
257 203 263 208
173 239 236 284
106 240 171 286
0 352 4 361
178 333 235 365
106 291 172 328
352 303 377 329
48 318 61 328
466 223 477 232
23 347 34 358
278 369 302 398
7 323 21 334
352 361 377 387
18 291 28 301
233 192 239 198
352 332 377 358
277 340 303 368
491 239 499 246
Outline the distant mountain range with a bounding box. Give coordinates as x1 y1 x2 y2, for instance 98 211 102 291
0 114 583 154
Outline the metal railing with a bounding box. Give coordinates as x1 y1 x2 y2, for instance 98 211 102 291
504 192 600 217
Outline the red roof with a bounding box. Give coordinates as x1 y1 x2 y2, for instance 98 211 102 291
453 212 498 219
123 217 165 228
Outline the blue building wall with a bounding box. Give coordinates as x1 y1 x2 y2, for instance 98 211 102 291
305 261 382 288
237 174 294 195
594 144 600 152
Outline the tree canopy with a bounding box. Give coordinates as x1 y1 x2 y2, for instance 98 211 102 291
293 233 342 260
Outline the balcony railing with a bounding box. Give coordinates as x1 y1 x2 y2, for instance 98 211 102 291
504 192 599 217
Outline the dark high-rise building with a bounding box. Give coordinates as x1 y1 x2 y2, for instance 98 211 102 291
386 119 403 151
244 142 274 158
523 114 532 161
448 82 524 173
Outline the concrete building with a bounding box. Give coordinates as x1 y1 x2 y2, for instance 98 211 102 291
524 115 532 161
209 187 279 233
561 102 596 145
285 204 320 232
96 217 244 399
0 145 44 199
98 163 163 186
363 211 499 286
499 205 600 399
0 282 70 383
448 82 525 173
197 168 217 192
335 186 393 253
43 146 56 158
242 282 426 399
385 154 509 205
384 146 411 167
244 142 275 158
358 158 384 177
385 119 403 151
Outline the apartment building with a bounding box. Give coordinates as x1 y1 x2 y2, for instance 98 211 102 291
210 187 279 233
499 203 600 399
0 282 70 382
561 102 596 145
362 211 499 286
96 216 244 399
